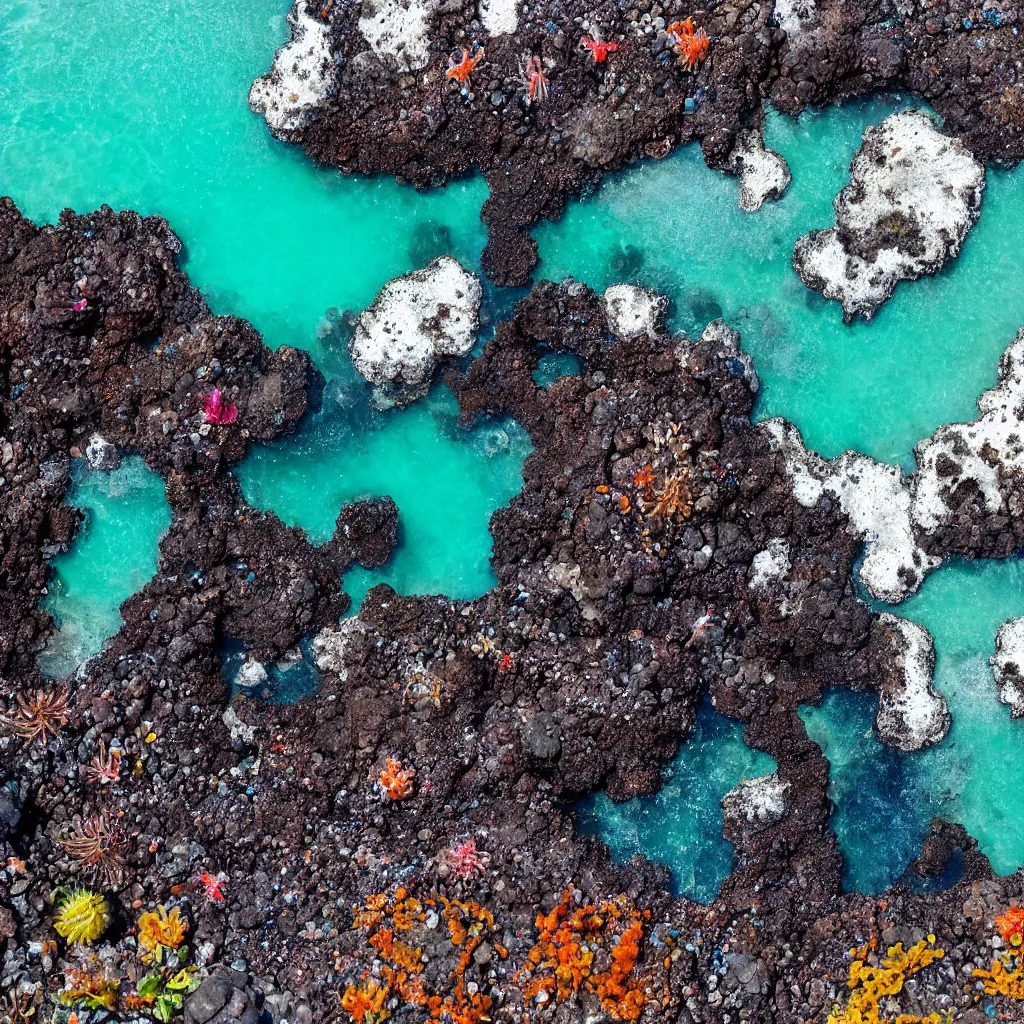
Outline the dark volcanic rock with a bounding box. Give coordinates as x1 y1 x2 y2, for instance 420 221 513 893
4 201 1024 1024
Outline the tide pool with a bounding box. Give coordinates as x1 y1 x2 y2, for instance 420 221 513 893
39 458 171 680
802 559 1024 892
236 379 532 605
535 98 1024 469
576 701 777 902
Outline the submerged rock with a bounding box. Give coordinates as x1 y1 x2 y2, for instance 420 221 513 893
873 613 949 752
349 256 481 399
793 111 985 322
991 616 1024 718
725 128 792 213
249 1 335 138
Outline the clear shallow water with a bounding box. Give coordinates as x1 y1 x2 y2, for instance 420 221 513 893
576 701 777 902
802 559 1024 892
39 458 171 680
536 98 1024 469
237 379 532 605
221 637 320 704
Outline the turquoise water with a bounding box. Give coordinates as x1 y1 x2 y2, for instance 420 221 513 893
237 381 532 605
576 701 777 902
221 637 320 704
802 559 1024 892
536 99 1024 469
39 458 171 680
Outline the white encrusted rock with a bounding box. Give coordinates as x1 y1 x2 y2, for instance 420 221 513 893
249 1 335 138
912 327 1024 530
358 0 437 71
723 773 790 827
602 284 667 341
350 257 482 389
763 419 939 603
992 617 1024 717
726 129 792 213
769 327 1024 604
748 539 791 591
479 0 519 35
235 657 269 689
84 433 120 471
312 619 369 678
874 613 949 752
793 111 985 321
773 0 816 35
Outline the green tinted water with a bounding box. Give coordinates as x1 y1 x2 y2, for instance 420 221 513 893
536 99 1024 468
576 701 777 901
39 458 171 680
802 559 1024 892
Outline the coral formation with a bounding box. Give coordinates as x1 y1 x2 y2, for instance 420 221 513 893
52 889 110 945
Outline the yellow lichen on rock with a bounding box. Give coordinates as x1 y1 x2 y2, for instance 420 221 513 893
828 937 946 1024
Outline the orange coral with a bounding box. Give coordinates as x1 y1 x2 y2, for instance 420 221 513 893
517 890 666 1021
377 759 416 802
137 905 188 963
666 18 710 69
340 978 390 1023
342 889 507 1024
997 906 1024 947
973 906 1024 1002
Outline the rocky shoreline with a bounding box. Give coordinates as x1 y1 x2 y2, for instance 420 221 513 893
4 199 1024 1023
248 0 1023 286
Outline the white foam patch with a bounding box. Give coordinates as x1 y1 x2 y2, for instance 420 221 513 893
874 613 949 752
727 129 792 213
479 0 519 35
350 256 482 388
992 616 1024 718
358 0 437 71
793 111 985 321
602 284 666 341
249 1 335 137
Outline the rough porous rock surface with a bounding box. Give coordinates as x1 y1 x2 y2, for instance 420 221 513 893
3 201 1024 1023
251 0 1024 285
793 110 986 321
349 255 482 402
991 615 1024 718
771 325 1024 606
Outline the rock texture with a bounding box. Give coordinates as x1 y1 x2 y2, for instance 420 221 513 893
249 0 1024 286
4 201 1024 1024
349 256 481 399
793 111 986 321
